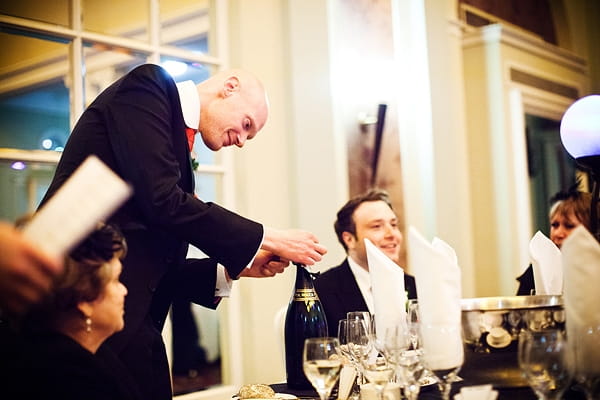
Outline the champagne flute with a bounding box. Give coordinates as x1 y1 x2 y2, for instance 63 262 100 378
420 323 463 400
519 329 572 400
303 337 343 400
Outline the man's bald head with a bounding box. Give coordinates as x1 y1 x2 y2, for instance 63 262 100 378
196 69 269 150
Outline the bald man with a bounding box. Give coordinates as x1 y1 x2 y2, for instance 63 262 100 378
38 64 326 400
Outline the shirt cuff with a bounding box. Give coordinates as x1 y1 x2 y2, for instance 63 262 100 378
244 230 265 269
215 264 233 297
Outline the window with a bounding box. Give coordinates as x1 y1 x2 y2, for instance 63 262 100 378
0 1 241 398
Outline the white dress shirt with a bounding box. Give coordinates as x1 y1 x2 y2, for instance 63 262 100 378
347 256 374 314
176 80 230 296
175 80 266 296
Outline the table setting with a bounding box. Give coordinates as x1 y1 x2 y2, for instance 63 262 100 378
260 223 600 400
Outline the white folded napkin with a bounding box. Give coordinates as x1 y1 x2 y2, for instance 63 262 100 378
529 231 563 295
365 239 408 345
407 226 463 370
562 226 600 375
337 365 357 400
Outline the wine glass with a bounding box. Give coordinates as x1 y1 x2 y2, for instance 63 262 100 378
398 349 425 400
347 311 373 338
419 323 463 400
407 300 420 351
338 319 360 399
519 329 572 400
381 324 423 400
567 324 600 400
303 337 343 400
381 324 409 379
361 354 394 400
345 317 373 380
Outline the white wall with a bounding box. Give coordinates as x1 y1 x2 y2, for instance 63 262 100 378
226 0 348 385
220 0 594 388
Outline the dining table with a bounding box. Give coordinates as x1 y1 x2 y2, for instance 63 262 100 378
270 378 586 399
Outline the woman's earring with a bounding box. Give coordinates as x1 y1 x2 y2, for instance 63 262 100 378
85 317 92 333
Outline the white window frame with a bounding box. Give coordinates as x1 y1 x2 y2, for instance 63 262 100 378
0 1 243 399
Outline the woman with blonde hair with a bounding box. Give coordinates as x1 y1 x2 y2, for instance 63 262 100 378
516 187 593 295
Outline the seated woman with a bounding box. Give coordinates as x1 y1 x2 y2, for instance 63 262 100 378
10 223 141 400
516 188 592 295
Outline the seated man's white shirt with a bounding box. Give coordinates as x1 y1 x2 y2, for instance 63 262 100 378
347 256 374 314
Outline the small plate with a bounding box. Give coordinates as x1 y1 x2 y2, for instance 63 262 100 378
232 393 297 400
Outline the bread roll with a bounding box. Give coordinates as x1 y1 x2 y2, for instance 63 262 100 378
238 383 276 399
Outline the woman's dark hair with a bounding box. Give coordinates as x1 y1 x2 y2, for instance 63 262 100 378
53 223 127 311
23 223 126 330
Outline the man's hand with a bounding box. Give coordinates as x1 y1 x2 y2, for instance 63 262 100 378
0 222 63 315
261 228 327 266
237 250 290 278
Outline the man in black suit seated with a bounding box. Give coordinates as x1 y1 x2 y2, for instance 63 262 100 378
314 189 417 337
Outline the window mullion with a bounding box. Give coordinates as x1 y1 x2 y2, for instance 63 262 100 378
69 0 84 128
147 0 160 64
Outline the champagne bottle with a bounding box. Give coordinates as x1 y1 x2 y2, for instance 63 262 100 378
284 263 328 389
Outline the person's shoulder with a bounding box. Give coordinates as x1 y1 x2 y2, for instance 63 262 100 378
123 63 173 84
315 260 349 282
516 265 533 281
130 63 166 75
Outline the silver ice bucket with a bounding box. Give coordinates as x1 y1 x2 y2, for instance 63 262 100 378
460 295 564 387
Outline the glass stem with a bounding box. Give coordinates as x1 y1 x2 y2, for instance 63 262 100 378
357 369 366 386
439 381 452 400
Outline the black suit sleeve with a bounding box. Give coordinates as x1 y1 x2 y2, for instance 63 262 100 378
176 258 220 309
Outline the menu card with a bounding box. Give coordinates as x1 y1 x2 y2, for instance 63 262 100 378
22 155 132 258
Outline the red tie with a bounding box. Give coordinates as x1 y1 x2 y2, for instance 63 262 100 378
185 127 196 151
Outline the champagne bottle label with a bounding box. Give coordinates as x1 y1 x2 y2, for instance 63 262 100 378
292 289 319 301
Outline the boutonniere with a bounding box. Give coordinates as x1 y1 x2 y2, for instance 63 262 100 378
191 150 199 171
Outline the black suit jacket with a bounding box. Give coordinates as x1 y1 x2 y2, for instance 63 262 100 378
8 332 142 400
314 258 417 337
516 265 535 295
39 64 263 400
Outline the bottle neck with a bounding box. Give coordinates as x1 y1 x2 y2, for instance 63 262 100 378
294 264 316 290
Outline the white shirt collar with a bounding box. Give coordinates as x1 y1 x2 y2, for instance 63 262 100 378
175 80 200 130
347 256 374 314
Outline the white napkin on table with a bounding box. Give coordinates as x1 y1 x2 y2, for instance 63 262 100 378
407 226 463 370
562 226 600 375
529 231 563 295
365 239 408 345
